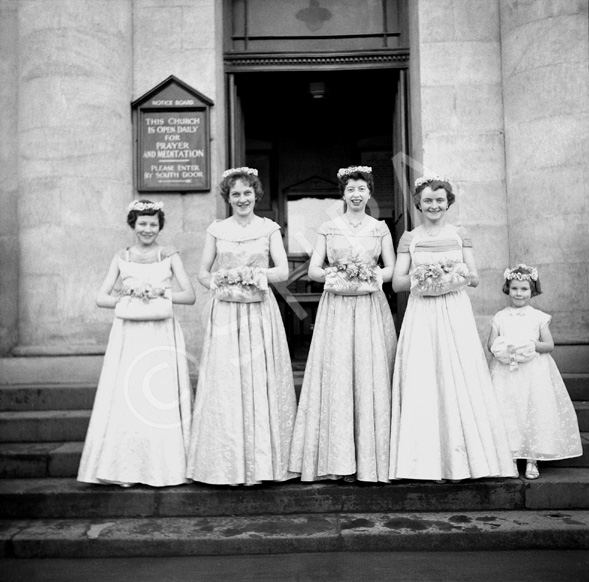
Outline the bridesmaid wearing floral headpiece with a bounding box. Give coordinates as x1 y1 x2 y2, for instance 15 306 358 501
289 165 397 483
186 167 297 485
388 175 516 482
78 199 196 487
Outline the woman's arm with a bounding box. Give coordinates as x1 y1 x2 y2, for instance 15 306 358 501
487 321 499 353
535 323 555 353
266 230 289 283
96 254 122 309
462 247 480 288
379 232 396 283
197 232 217 289
170 253 196 305
308 234 328 283
392 252 411 293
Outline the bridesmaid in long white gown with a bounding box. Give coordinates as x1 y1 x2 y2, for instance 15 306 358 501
186 167 297 485
389 176 516 482
289 166 397 483
78 200 195 487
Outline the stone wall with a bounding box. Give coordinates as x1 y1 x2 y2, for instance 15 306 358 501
410 0 509 337
500 0 589 343
0 0 19 355
8 0 224 366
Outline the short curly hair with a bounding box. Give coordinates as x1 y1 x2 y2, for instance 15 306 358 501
127 200 165 230
337 168 374 197
413 179 455 211
219 171 264 203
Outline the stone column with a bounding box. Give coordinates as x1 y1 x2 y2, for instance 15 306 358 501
16 0 133 354
0 0 19 355
500 0 589 342
410 0 508 333
133 0 224 361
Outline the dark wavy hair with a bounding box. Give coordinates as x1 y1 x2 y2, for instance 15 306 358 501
127 200 165 230
502 268 542 297
413 179 455 211
337 169 374 197
220 171 264 203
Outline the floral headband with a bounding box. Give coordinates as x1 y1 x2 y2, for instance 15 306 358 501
337 166 372 179
415 174 452 189
503 264 539 282
127 200 164 212
222 167 259 179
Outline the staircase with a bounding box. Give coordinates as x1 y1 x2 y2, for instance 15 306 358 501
1 352 588 559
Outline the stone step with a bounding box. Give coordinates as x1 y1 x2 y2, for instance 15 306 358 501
0 442 83 479
1 435 588 480
0 384 97 412
2 510 589 558
0 411 90 442
1 468 589 520
575 401 589 432
0 373 585 412
563 374 589 401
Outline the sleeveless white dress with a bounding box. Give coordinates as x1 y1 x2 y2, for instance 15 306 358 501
389 225 516 480
78 249 192 486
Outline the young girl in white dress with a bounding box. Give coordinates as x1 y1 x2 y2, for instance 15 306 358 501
487 264 582 479
78 200 195 487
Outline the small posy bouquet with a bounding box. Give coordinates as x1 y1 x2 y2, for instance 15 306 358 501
324 255 382 296
491 336 536 371
115 283 172 321
410 259 469 297
211 266 268 303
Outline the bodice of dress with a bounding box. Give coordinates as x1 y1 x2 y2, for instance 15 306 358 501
118 251 174 289
208 217 280 271
493 306 551 343
320 216 390 266
405 225 467 268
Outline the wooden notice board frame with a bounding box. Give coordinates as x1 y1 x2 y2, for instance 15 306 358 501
132 76 214 193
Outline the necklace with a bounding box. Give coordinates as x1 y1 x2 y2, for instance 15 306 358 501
234 216 255 228
424 225 443 237
345 215 366 229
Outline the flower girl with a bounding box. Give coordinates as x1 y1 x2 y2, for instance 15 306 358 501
487 264 582 479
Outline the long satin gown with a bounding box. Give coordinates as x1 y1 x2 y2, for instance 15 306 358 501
389 225 516 481
78 249 192 486
186 218 297 485
289 216 397 482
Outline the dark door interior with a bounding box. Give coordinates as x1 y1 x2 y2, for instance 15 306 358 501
233 69 402 359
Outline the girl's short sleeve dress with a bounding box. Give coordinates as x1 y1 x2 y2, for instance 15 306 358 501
489 306 582 461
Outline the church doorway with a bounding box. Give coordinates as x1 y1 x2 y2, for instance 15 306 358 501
228 68 408 358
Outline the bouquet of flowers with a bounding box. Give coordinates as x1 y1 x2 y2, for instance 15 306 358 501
211 266 268 303
324 255 382 296
114 283 172 321
490 336 537 371
410 259 469 297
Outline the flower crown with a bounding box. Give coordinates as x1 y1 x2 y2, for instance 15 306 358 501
503 264 539 282
127 200 164 212
222 167 259 179
337 166 372 179
415 174 452 189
